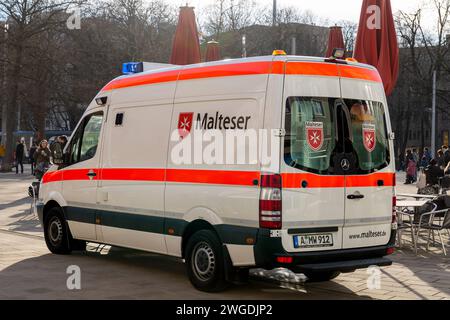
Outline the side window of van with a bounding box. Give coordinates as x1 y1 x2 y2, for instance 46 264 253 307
68 112 104 165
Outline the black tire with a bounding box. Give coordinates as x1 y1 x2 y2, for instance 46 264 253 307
44 207 72 255
304 271 341 282
185 230 229 292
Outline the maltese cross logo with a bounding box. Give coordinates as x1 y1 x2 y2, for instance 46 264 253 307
306 122 324 151
363 123 376 153
178 113 194 139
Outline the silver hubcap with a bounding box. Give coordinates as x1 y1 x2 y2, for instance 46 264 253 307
192 242 216 281
48 218 63 245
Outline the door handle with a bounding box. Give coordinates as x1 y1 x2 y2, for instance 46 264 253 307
87 171 97 177
347 194 365 200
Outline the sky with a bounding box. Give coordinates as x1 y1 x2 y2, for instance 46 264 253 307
168 0 437 30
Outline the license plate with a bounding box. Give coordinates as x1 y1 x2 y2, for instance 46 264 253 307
293 233 334 248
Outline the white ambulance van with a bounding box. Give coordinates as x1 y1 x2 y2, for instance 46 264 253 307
37 51 397 292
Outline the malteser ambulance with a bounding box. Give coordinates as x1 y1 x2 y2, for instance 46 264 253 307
37 50 397 292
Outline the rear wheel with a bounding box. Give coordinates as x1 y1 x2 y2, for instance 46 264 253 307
304 271 341 282
185 230 229 292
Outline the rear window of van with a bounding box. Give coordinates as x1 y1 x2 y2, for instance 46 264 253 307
284 97 390 175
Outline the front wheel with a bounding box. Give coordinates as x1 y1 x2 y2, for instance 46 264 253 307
44 207 72 255
185 230 229 292
304 271 341 282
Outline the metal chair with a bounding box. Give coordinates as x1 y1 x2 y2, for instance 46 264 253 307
395 209 416 247
415 209 450 256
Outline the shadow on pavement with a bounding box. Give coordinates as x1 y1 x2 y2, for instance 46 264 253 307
0 244 370 300
0 197 31 212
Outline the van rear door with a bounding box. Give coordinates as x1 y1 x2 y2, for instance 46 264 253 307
281 61 345 253
339 66 394 249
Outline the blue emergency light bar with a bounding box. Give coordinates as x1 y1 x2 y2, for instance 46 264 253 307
122 62 144 75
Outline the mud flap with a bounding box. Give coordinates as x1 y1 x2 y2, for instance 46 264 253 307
222 245 249 284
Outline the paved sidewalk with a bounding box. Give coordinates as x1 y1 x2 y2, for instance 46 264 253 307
0 170 449 300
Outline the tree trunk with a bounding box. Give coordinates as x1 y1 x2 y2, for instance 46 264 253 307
1 42 23 172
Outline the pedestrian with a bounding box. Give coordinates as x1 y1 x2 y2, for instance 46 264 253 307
50 136 66 165
29 142 37 175
15 139 25 174
442 145 450 167
437 149 445 168
420 155 428 168
34 140 51 181
404 150 416 184
405 159 417 185
424 147 432 163
424 159 450 186
0 144 5 167
412 148 419 182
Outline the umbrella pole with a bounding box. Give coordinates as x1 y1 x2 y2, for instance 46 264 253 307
431 70 437 156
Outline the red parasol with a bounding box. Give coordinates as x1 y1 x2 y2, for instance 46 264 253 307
353 0 399 96
326 26 345 57
170 6 201 65
205 40 221 62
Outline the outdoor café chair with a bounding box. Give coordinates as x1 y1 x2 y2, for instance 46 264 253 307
395 208 417 247
415 209 450 256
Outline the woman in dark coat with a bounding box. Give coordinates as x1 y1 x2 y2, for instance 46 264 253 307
34 140 51 180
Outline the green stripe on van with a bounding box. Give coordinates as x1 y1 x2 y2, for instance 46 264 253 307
63 206 258 245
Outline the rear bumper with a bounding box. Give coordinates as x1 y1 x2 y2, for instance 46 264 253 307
291 257 392 273
254 229 396 272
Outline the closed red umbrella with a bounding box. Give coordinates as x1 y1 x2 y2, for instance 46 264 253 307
353 0 399 96
170 6 201 65
326 26 345 57
205 40 221 62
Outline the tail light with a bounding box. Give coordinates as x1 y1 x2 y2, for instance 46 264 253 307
259 174 282 229
386 247 395 255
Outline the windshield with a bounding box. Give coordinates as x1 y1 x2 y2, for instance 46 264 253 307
284 97 390 175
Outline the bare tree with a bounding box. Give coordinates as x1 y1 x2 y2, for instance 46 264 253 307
0 0 83 171
392 0 450 158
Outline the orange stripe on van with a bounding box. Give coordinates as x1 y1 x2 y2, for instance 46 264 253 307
101 70 180 91
42 168 393 188
282 173 345 189
338 65 382 83
100 60 382 92
42 170 65 184
285 62 340 77
166 169 260 186
346 173 395 188
100 168 166 182
281 172 395 189
178 62 274 81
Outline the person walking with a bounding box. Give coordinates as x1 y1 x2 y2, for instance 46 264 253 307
34 140 51 181
405 150 416 184
15 140 25 174
29 142 37 175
